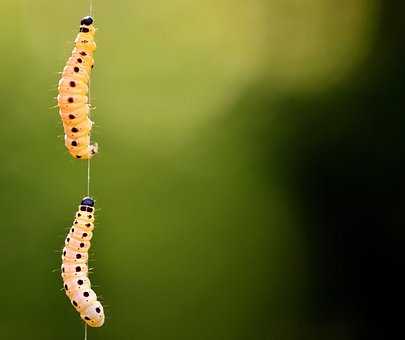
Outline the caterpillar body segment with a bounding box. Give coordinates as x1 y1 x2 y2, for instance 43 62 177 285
57 16 97 160
61 196 105 327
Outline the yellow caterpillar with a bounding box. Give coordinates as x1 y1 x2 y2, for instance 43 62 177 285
61 196 105 327
57 16 97 160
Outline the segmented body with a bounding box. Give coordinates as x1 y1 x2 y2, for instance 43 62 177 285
61 197 105 327
57 16 97 160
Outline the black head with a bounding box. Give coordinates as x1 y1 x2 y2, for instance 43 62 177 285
80 16 93 26
81 197 95 207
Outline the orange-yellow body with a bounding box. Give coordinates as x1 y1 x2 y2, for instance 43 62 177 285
61 196 105 327
57 16 97 160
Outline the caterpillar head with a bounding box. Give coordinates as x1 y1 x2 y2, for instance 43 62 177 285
81 197 95 207
81 16 93 26
79 16 96 36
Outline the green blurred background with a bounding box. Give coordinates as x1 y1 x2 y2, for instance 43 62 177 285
1 0 404 339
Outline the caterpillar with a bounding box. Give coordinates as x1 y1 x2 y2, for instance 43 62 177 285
61 196 105 327
57 16 98 160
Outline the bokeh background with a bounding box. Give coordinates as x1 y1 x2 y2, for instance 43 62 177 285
1 0 404 339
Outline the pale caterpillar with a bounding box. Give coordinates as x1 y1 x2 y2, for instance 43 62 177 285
57 16 98 160
61 196 105 327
